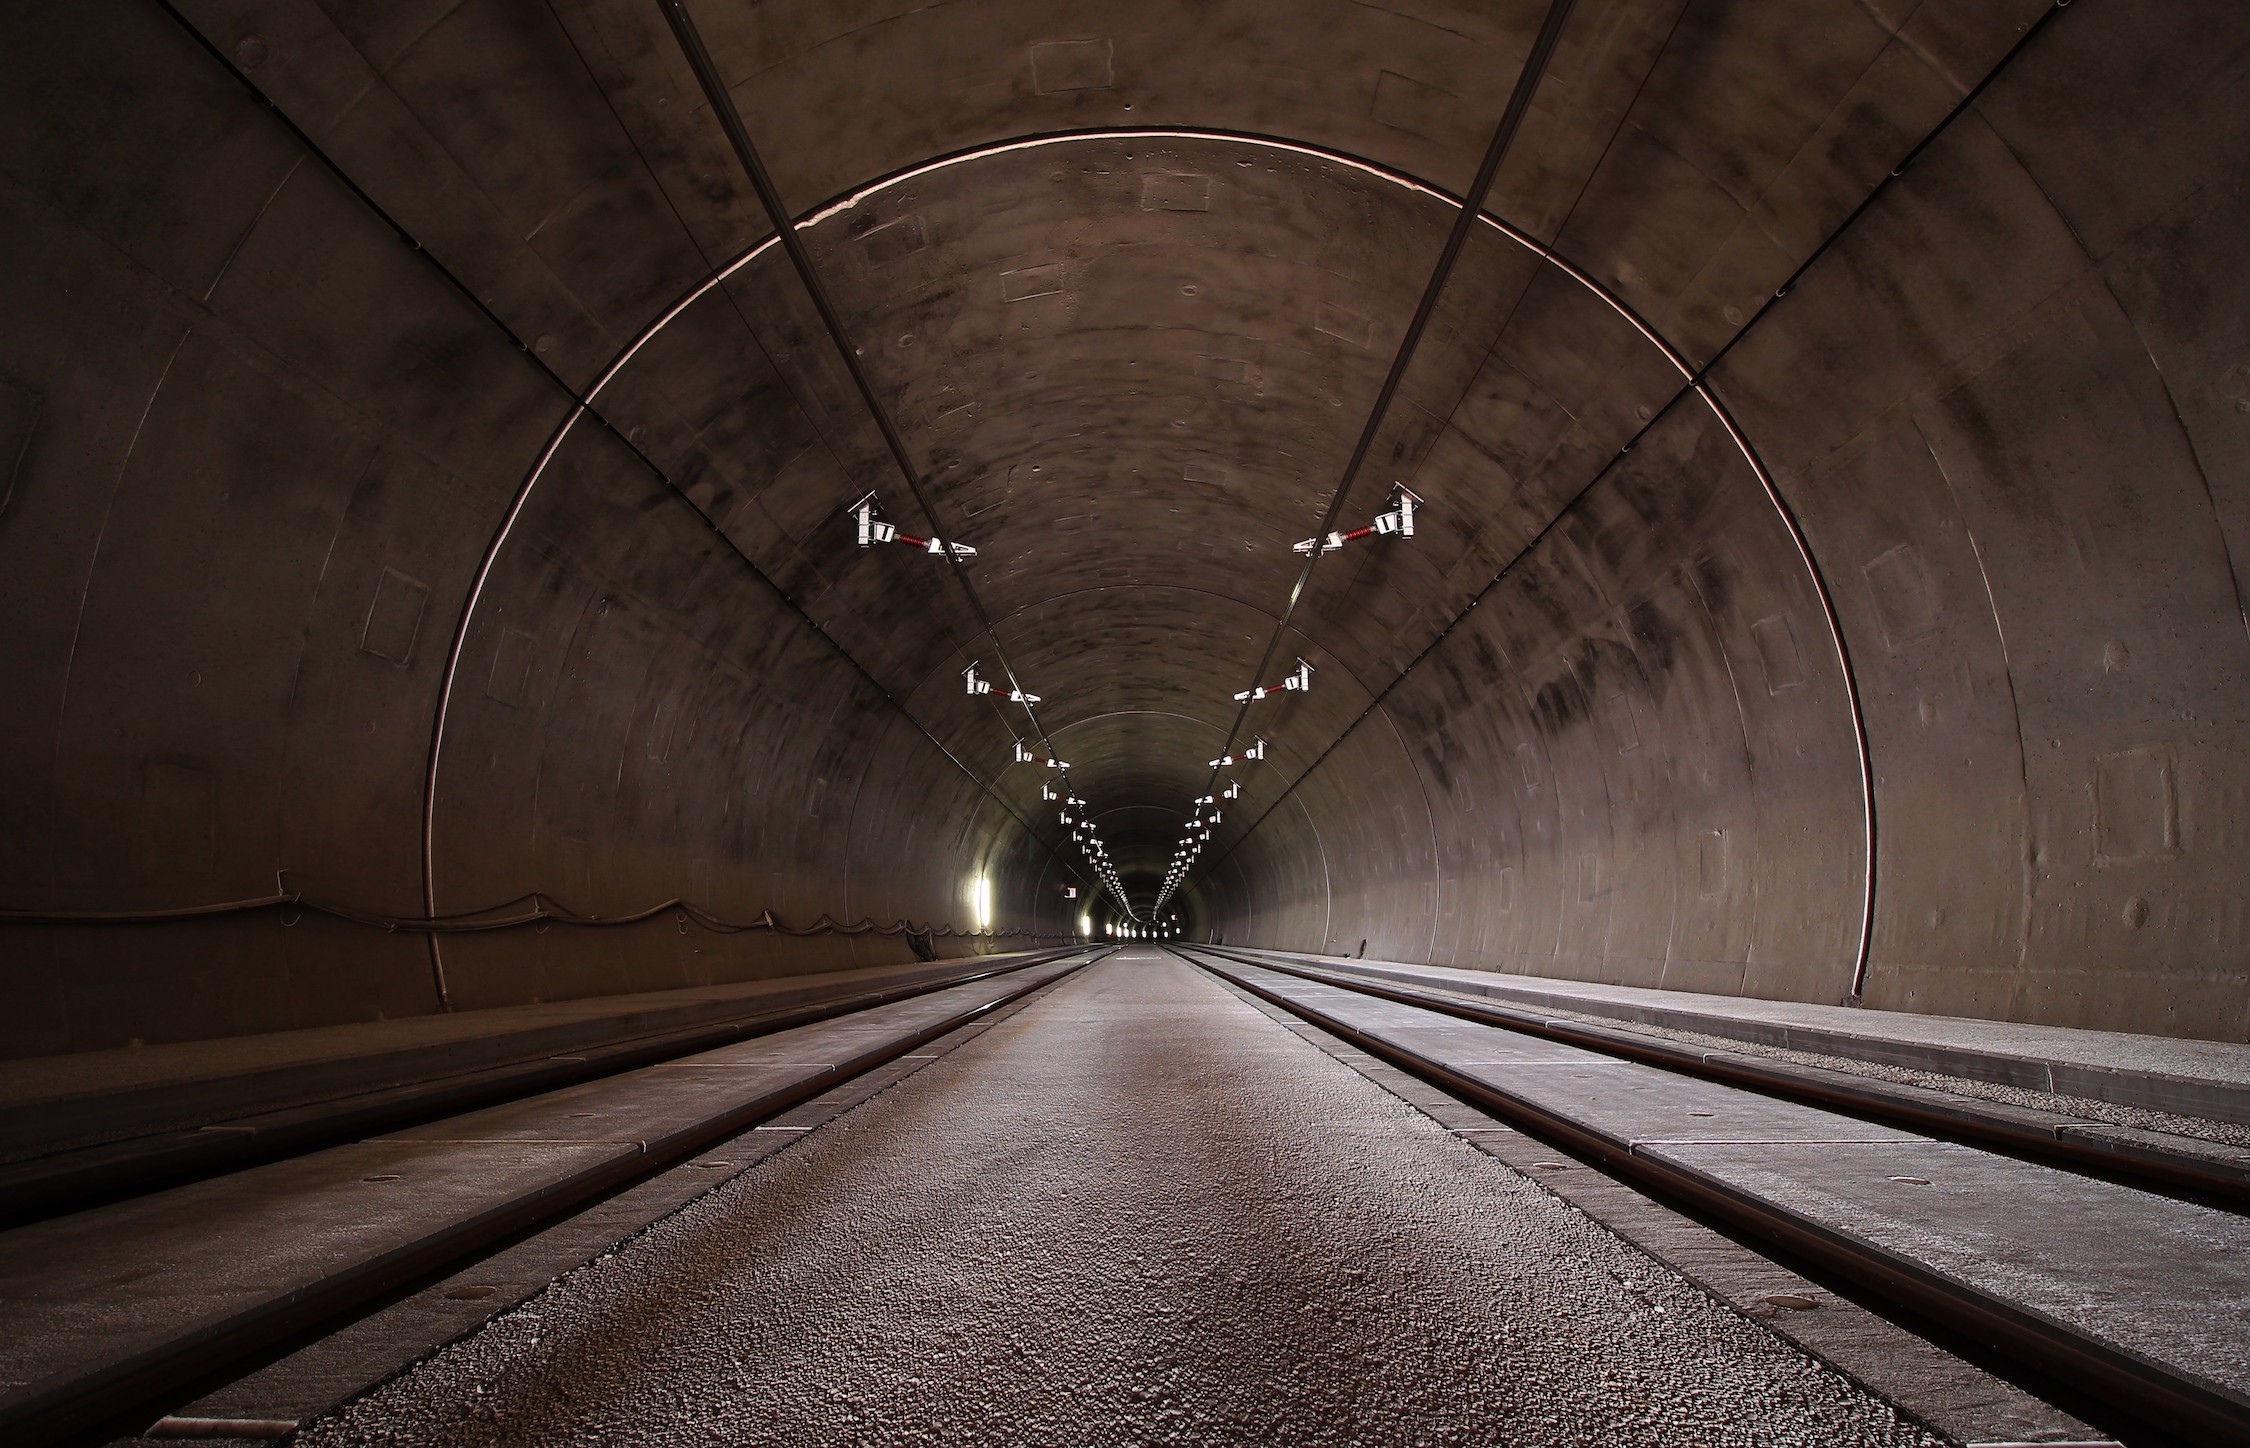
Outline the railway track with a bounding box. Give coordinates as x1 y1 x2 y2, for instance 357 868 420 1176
0 948 1110 1447
1173 943 2250 1446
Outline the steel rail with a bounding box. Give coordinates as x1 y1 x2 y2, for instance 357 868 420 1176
1168 0 1576 913
1174 943 2250 1445
0 949 1113 1447
1183 943 2250 1208
0 948 1093 1228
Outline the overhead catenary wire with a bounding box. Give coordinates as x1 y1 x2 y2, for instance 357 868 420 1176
1165 0 1577 912
1182 1 2080 978
147 0 1098 1009
657 0 1131 923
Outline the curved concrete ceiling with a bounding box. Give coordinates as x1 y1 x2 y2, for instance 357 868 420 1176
1 0 2245 1053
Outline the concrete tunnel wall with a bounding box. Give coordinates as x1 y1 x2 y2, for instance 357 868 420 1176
0 0 2245 1058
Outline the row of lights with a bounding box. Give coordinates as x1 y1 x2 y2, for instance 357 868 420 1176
869 481 1421 927
1157 777 1242 911
859 493 1134 926
1104 921 1181 939
1155 483 1423 915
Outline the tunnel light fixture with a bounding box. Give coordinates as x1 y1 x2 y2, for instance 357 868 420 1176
965 663 1039 703
1234 657 1313 703
1292 483 1420 554
851 492 977 558
971 876 992 932
1223 782 1241 799
1042 784 1057 801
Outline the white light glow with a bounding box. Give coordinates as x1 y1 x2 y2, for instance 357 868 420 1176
972 876 992 932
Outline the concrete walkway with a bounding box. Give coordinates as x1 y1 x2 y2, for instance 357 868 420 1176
1230 948 2250 1123
299 949 1942 1448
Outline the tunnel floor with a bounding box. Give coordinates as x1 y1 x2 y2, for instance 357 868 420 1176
295 950 1937 1447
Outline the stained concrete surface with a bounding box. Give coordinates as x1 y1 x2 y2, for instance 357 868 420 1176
0 958 1084 1430
7 3 2250 1058
300 950 1939 1447
1219 959 2250 1402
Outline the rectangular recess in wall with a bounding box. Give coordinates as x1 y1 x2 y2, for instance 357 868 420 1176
1697 829 1727 896
858 214 926 266
1001 262 1065 302
1516 742 1540 792
1193 354 1251 382
1314 301 1371 348
647 699 678 762
1495 865 1514 912
1371 69 1456 138
2095 746 2180 864
1029 38 1113 92
359 566 430 667
1578 852 1602 902
485 627 537 708
1605 692 1641 754
1749 612 1804 694
1862 542 1940 648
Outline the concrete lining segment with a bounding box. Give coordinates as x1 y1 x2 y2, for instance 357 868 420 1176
0 953 1096 1448
1194 953 2250 1438
1234 947 2250 1124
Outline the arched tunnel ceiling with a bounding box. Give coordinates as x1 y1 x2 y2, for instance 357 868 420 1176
3 0 2248 1048
480 109 1806 893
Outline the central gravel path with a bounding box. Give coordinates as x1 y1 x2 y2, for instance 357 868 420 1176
303 949 1938 1447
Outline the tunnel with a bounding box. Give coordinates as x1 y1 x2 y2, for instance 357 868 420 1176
2 1 2248 1444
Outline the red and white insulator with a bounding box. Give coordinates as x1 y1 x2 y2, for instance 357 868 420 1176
853 493 979 557
1292 484 1420 554
1234 658 1313 702
964 663 1038 702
